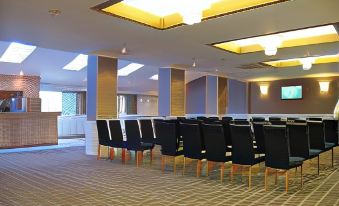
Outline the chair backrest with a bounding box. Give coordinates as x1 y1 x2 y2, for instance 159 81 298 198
96 120 110 145
307 117 323 121
269 117 281 121
230 125 255 165
221 120 232 147
177 116 186 121
158 122 179 156
270 120 286 125
323 119 338 145
264 125 290 169
197 116 207 121
253 122 267 154
139 119 155 144
287 123 310 158
202 124 227 162
180 123 204 159
287 117 299 121
232 119 250 125
108 120 124 142
222 116 233 121
125 120 142 150
307 121 325 150
252 117 266 122
294 119 307 123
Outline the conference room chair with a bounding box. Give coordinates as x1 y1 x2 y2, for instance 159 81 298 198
177 116 186 121
307 117 323 121
180 123 205 177
96 120 113 160
323 119 338 147
287 117 299 121
222 116 233 121
308 121 335 167
294 119 307 123
139 119 155 144
157 122 184 174
125 120 154 167
221 120 233 151
252 122 269 155
232 119 250 125
108 120 128 162
270 120 287 125
197 116 208 121
153 119 164 145
287 123 321 175
263 125 305 192
269 117 281 121
230 125 265 189
202 123 232 183
251 117 266 122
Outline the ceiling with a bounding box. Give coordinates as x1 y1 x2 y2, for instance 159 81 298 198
0 0 338 88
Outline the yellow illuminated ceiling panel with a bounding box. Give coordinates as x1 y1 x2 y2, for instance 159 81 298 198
212 25 339 55
263 55 339 68
92 0 291 30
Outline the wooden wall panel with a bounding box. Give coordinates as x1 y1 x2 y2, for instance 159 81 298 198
126 94 137 114
218 77 228 115
171 69 185 116
97 57 117 119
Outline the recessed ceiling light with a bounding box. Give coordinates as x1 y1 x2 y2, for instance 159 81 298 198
19 70 24 76
0 42 37 63
213 25 339 55
48 9 61 16
118 63 144 76
63 54 88 71
149 74 158 80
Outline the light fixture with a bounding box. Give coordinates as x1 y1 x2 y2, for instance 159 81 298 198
299 57 316 70
263 54 339 69
48 9 61 16
146 99 150 103
63 54 88 71
118 63 144 76
0 42 37 63
259 84 269 95
121 44 127 54
192 58 196 68
319 81 330 93
149 74 158 80
19 70 24 76
212 25 339 54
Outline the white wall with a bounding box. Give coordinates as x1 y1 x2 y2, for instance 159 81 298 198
137 95 158 116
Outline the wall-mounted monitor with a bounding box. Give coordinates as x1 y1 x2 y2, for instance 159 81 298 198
281 86 302 100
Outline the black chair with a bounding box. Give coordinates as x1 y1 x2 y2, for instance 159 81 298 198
125 120 154 167
222 116 233 121
232 119 250 125
270 120 286 125
153 119 164 145
230 125 265 188
287 123 321 174
253 122 269 155
269 117 281 121
202 123 231 183
96 120 112 160
294 119 307 123
139 119 155 144
287 117 299 121
197 116 208 121
251 117 266 122
177 116 186 121
180 123 205 177
157 122 183 174
263 125 305 192
323 119 338 146
221 120 232 150
108 120 127 162
308 121 335 167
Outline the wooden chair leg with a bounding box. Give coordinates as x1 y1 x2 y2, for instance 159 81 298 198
110 147 115 160
97 144 101 160
121 148 126 163
317 155 320 175
285 170 289 193
248 166 252 189
275 169 278 185
150 149 153 165
230 164 234 183
207 161 210 177
220 163 225 183
161 155 165 173
331 148 334 167
182 157 186 176
136 151 143 168
300 164 303 189
173 157 177 175
197 160 202 177
265 167 268 191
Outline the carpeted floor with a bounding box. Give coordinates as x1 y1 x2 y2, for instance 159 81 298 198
0 146 338 206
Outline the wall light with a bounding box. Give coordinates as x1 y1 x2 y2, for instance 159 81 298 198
259 85 269 95
319 81 330 93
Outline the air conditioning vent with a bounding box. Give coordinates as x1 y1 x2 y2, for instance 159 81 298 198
237 63 270 70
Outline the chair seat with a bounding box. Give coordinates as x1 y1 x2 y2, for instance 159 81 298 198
309 149 321 158
325 142 335 150
141 142 154 147
253 155 265 164
289 156 305 168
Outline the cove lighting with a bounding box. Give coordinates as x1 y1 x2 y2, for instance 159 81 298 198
63 54 88 71
263 54 339 70
149 74 158 80
0 42 37 63
118 63 144 76
212 25 339 55
319 81 330 93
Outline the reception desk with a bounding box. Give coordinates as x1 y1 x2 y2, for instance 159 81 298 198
0 112 60 149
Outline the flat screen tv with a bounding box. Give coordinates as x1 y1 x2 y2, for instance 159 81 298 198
281 86 302 100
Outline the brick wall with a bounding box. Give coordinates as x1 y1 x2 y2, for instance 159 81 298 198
0 74 40 98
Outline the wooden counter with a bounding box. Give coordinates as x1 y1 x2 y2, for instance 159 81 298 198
0 112 60 149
